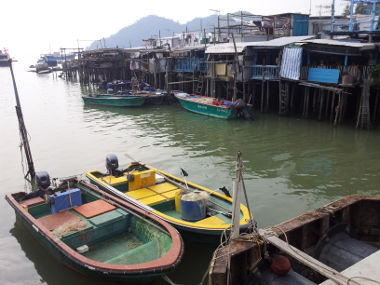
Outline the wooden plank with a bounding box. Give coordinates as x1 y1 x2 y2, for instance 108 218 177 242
259 229 361 285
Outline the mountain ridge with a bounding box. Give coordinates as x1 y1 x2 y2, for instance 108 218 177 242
87 13 242 50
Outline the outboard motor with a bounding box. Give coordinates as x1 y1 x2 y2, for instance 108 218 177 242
107 88 114 94
36 171 51 189
234 99 253 120
22 171 52 200
105 154 119 175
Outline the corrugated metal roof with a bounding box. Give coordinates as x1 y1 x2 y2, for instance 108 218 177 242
301 39 376 50
205 42 252 54
205 36 315 54
280 47 303 80
171 45 207 52
247 36 315 48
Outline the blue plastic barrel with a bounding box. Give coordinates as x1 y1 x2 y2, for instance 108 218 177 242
180 194 206 222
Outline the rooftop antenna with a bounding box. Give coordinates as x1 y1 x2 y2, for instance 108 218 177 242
309 0 312 15
316 4 332 17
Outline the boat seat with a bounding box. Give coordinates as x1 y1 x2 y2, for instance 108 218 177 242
126 188 156 199
126 188 169 206
38 210 82 231
139 195 167 206
148 182 178 194
88 209 124 227
73 200 116 218
319 250 380 285
19 196 45 207
160 189 180 199
101 175 126 185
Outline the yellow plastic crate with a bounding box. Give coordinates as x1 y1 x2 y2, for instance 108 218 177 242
148 182 178 194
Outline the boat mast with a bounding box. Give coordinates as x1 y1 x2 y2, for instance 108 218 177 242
231 151 243 239
9 59 36 179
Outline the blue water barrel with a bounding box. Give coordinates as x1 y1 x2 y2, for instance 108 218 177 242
180 193 206 222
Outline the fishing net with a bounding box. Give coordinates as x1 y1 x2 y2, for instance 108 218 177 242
53 219 89 238
181 191 210 201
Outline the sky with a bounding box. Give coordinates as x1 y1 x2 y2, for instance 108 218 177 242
2 0 346 59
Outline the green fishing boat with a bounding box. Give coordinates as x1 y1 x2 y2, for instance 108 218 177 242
174 93 253 120
81 94 145 107
6 174 183 284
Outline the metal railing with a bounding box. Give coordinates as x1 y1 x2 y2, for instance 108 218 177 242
174 58 206 72
249 65 279 80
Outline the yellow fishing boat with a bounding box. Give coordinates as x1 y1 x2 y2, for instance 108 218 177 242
86 154 254 246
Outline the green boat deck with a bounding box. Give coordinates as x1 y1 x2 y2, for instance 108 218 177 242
23 191 171 265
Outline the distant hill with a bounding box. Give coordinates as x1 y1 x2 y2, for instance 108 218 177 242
86 14 222 50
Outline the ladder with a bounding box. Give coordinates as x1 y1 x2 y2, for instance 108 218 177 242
279 81 289 115
195 70 206 95
131 76 139 93
356 79 371 129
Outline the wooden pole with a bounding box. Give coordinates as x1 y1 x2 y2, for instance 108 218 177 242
9 60 36 179
232 33 238 102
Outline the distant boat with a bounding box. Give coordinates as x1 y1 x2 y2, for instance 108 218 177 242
5 174 183 284
39 52 76 65
81 94 145 107
0 49 11 67
111 90 169 105
100 79 152 92
174 93 253 120
50 51 76 61
38 54 57 67
35 58 51 74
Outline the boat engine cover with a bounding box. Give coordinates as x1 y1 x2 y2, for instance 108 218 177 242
35 171 51 189
105 154 119 170
234 99 253 120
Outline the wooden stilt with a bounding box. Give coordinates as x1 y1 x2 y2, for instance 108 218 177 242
290 83 295 115
266 81 270 112
318 89 324 120
261 80 264 112
325 91 330 119
372 87 379 123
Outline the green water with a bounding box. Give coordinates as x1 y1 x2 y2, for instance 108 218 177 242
1 57 380 285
